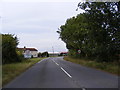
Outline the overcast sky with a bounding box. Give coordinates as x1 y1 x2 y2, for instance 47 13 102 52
1 0 84 52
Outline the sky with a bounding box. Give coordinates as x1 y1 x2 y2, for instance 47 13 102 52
1 0 84 52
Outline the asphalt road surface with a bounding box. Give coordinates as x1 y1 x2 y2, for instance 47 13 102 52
4 57 119 88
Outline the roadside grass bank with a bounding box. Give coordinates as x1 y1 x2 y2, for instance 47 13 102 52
64 56 119 76
2 57 46 86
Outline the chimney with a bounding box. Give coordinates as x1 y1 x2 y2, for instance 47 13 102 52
24 46 26 52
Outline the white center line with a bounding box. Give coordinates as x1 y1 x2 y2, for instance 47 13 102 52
55 62 59 66
60 67 72 78
52 60 59 66
82 87 86 90
52 60 55 63
52 60 72 78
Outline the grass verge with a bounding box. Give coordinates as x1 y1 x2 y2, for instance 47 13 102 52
2 57 46 86
64 56 119 76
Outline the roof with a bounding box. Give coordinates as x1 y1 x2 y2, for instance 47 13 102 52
17 48 38 51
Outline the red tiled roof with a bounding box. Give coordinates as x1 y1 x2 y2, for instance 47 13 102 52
17 48 38 51
17 48 24 50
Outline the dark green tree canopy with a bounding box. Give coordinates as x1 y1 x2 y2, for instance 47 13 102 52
41 51 49 57
57 2 119 62
2 34 20 64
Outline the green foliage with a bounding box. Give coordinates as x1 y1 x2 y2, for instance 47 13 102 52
0 34 2 65
2 34 21 64
57 2 119 62
16 50 24 61
41 52 49 57
38 52 41 57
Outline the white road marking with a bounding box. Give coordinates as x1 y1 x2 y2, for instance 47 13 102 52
52 60 55 63
38 60 43 63
52 59 72 78
52 60 59 66
38 59 46 63
82 87 86 90
60 67 72 78
55 62 59 66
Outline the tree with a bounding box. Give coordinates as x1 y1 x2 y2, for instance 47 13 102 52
57 2 119 62
2 34 21 64
78 2 120 62
41 52 49 57
38 52 42 57
57 13 89 58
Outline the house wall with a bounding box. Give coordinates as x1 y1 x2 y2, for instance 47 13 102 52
24 50 32 58
24 50 38 58
30 51 38 57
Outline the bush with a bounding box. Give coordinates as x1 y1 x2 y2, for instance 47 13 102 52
2 34 21 64
16 50 24 62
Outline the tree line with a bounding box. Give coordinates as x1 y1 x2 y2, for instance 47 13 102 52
57 2 120 62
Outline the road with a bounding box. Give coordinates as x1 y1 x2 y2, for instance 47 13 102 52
4 57 119 88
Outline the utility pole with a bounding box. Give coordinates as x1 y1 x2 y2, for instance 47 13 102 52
52 46 54 57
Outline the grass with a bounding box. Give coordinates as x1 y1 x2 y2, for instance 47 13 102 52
64 56 119 76
0 65 2 88
2 57 46 86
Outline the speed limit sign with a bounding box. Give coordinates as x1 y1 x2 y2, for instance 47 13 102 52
78 49 81 53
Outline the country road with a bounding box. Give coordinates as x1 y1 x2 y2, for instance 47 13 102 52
3 57 119 89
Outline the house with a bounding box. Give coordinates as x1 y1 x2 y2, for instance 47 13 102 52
17 47 38 58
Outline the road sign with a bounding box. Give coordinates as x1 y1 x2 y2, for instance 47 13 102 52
78 50 81 53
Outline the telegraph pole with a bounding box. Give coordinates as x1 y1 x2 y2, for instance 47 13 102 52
52 46 54 57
